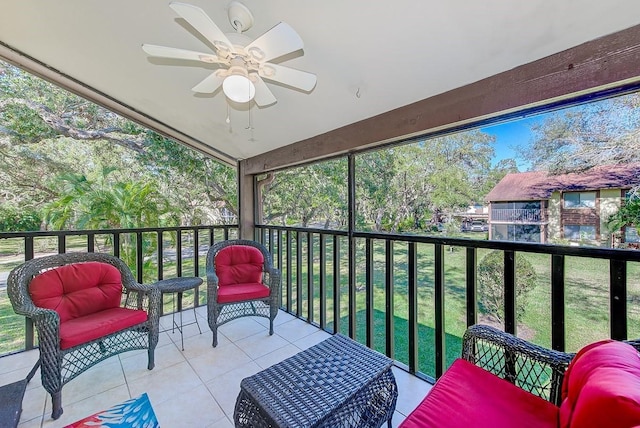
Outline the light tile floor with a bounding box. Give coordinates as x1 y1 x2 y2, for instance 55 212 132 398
1 308 432 427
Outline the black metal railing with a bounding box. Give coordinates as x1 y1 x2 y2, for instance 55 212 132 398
0 225 237 355
255 224 640 383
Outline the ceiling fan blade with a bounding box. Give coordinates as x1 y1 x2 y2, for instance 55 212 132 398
259 63 317 92
252 75 277 107
142 44 224 64
191 71 225 93
245 22 303 63
169 2 234 54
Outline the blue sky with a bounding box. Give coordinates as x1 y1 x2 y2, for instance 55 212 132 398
481 115 546 171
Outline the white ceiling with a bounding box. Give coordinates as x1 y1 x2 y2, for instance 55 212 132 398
2 1 640 166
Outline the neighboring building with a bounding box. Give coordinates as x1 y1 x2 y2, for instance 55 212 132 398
484 164 640 245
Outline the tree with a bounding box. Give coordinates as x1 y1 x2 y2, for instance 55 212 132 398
521 95 640 173
136 133 237 224
607 191 640 237
478 250 537 322
262 159 346 228
43 167 170 229
1 59 237 228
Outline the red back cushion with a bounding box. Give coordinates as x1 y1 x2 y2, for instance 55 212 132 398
29 262 123 323
559 340 640 428
215 245 263 286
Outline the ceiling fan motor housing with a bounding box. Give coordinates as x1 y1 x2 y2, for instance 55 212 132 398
228 1 254 32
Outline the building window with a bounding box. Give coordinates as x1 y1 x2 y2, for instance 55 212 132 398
564 192 596 209
491 224 541 243
626 227 640 243
564 225 596 241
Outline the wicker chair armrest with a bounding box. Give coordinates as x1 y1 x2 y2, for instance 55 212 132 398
14 304 59 326
625 339 640 352
123 283 161 312
205 263 220 304
205 263 220 286
263 268 281 300
462 324 573 405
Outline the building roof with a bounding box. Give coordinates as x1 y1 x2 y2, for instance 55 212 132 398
485 163 640 202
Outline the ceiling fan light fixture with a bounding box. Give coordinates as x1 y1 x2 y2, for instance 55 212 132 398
223 66 256 103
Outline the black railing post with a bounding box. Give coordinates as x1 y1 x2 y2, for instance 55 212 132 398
87 233 95 253
307 231 314 323
24 236 34 261
193 228 200 278
365 238 374 349
551 254 565 351
434 243 445 378
385 239 394 359
296 231 303 317
286 230 292 312
136 232 144 283
319 233 327 329
503 250 517 383
24 237 35 349
333 235 341 334
408 242 418 373
348 154 356 339
504 250 516 336
176 230 183 277
58 235 66 254
193 228 200 305
466 247 477 327
157 231 164 281
277 229 283 273
610 259 627 341
113 233 120 257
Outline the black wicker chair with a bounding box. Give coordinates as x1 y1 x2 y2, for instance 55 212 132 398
7 252 160 420
206 240 281 347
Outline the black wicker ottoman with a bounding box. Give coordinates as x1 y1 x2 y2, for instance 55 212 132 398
234 334 398 428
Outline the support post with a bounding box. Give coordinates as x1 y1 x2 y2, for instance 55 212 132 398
238 160 255 240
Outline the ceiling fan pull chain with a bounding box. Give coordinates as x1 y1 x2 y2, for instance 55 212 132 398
246 101 253 130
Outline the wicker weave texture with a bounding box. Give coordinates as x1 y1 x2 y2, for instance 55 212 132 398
234 334 398 428
461 324 573 405
206 240 281 347
461 325 640 406
6 252 160 419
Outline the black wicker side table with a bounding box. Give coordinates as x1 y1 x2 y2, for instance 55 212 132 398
234 334 398 428
154 277 203 350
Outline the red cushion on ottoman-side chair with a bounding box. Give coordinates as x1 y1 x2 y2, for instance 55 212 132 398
7 253 160 420
206 240 281 347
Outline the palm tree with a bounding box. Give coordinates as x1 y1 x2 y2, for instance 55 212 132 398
44 168 170 279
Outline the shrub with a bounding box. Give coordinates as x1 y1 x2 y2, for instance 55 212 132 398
478 250 537 322
0 206 41 232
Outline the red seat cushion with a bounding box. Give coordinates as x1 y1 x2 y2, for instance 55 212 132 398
559 340 640 428
215 245 263 286
217 282 270 304
29 262 123 323
399 358 558 428
59 307 148 350
215 245 270 303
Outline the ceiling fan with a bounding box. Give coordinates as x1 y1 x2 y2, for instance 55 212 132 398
142 1 317 107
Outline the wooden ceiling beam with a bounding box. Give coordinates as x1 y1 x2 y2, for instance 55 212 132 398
242 24 640 175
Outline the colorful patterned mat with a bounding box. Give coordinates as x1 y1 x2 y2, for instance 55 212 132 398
64 393 159 428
